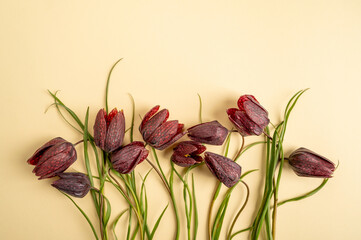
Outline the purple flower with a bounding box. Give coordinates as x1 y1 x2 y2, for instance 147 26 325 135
94 108 125 153
187 121 228 145
52 172 91 198
139 105 186 150
110 142 149 174
204 152 242 188
27 137 77 179
288 148 335 178
227 95 269 136
171 141 206 167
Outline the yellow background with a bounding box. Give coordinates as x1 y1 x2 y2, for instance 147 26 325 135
1 1 360 239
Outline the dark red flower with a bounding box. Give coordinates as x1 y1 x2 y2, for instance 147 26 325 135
204 152 241 188
139 105 186 150
110 141 149 174
94 108 125 153
52 172 91 198
171 141 206 167
288 148 335 178
227 95 269 136
187 121 228 145
27 137 77 179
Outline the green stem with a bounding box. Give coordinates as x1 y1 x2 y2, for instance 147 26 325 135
208 182 221 240
170 161 180 240
173 168 193 240
207 132 233 240
107 170 144 240
100 152 108 240
192 174 198 240
227 181 250 240
148 148 179 240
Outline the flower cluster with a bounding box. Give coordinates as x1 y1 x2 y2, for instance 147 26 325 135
27 81 335 240
28 94 335 194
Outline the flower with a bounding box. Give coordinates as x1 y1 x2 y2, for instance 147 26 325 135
227 95 269 136
51 172 91 198
27 137 77 179
139 105 186 150
171 141 206 167
187 121 228 145
204 152 242 188
110 141 149 174
93 108 125 153
288 147 335 178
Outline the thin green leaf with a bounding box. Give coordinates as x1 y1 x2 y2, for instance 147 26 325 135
90 141 102 180
140 170 153 208
173 167 193 240
150 205 169 239
277 179 329 206
230 227 252 239
281 89 309 142
128 94 135 142
60 191 99 240
139 170 153 240
53 102 83 135
48 90 85 132
105 58 123 113
131 223 140 240
103 195 112 227
113 209 128 240
83 107 100 214
197 93 203 123
46 90 83 134
126 207 132 240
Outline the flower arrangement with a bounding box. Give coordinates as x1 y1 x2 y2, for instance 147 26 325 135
27 59 336 240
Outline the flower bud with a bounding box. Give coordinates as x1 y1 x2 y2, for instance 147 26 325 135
227 95 269 136
94 108 125 153
171 141 206 167
110 142 149 174
204 152 242 188
187 121 228 145
139 105 186 150
51 172 91 198
27 137 77 179
288 148 335 178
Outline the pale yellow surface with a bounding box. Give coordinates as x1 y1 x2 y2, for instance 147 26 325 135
1 1 360 240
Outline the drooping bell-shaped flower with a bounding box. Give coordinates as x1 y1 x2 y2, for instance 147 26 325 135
27 137 77 179
171 141 206 167
110 141 149 174
51 172 91 198
139 105 185 150
288 148 335 178
94 108 125 153
204 152 242 188
187 121 228 145
227 95 269 136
